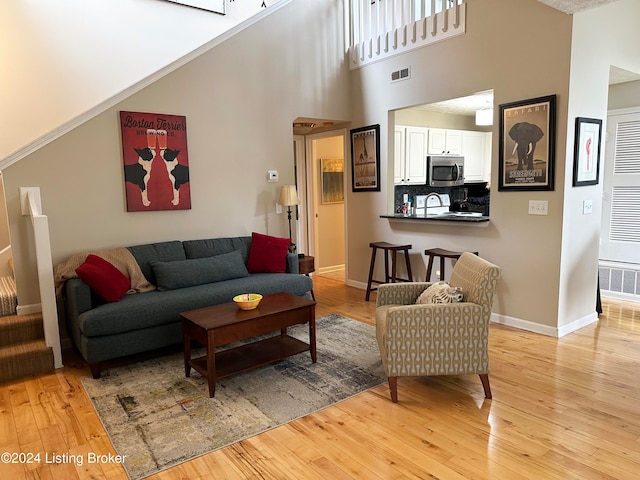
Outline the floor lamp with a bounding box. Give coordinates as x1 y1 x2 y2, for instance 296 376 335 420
278 185 299 252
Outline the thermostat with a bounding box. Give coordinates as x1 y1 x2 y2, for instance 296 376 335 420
268 170 279 182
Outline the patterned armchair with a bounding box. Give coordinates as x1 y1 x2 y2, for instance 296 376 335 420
375 252 501 403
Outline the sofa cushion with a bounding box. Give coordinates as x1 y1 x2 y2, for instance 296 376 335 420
126 241 186 285
75 255 131 302
77 273 313 338
246 232 290 273
151 250 249 291
183 236 252 262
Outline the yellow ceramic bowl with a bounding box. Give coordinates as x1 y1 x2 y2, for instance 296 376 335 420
233 293 263 310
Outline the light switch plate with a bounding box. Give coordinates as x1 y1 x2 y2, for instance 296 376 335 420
275 203 282 214
583 199 593 215
267 170 279 182
528 200 548 215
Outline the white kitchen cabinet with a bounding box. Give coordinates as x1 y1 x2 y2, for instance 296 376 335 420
428 128 462 155
427 128 491 182
394 126 428 184
461 131 492 182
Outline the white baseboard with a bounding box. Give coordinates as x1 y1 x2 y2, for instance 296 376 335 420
317 264 345 275
16 303 42 315
601 291 640 304
346 279 367 290
557 312 599 337
491 311 598 338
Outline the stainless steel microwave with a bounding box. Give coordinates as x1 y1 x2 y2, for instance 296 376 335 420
427 155 464 187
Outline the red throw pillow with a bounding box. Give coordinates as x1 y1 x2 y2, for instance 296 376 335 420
246 232 290 273
75 254 131 302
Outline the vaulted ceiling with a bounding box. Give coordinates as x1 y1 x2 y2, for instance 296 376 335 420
536 0 620 14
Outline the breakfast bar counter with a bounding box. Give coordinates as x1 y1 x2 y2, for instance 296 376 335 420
381 213 490 225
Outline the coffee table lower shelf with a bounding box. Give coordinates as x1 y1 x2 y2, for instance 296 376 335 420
190 334 310 381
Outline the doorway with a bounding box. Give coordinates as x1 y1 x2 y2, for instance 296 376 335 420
293 131 346 279
599 109 640 300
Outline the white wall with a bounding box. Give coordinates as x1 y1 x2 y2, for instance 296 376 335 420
558 0 640 331
0 0 289 165
3 0 350 307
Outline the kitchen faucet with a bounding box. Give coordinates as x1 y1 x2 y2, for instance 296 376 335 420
425 192 443 207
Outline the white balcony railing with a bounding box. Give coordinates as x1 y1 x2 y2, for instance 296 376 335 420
349 0 466 68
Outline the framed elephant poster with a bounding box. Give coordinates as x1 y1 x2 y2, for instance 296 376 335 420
498 95 556 191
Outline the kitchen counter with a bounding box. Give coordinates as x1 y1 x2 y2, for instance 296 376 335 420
381 212 490 225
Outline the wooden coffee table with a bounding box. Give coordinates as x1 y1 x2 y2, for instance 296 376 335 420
180 292 316 397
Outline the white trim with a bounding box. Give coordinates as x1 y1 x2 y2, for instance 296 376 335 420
16 303 42 315
599 259 640 269
490 313 558 337
347 279 368 291
608 106 640 116
491 311 598 338
602 291 640 304
317 264 345 275
557 312 599 338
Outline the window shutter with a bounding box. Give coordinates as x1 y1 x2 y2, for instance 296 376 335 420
610 120 640 243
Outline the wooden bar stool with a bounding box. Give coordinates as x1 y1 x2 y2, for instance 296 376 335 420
424 248 479 282
365 242 413 301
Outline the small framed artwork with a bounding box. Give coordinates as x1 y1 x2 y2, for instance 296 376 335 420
350 124 380 192
572 117 602 187
498 95 556 191
321 158 345 204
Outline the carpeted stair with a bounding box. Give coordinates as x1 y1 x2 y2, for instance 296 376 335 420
0 312 54 383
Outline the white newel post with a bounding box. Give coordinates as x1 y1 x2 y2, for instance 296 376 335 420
20 187 62 368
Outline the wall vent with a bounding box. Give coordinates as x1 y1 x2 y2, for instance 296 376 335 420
599 264 640 300
391 67 411 82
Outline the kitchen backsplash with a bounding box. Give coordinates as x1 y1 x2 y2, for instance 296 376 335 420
394 183 490 215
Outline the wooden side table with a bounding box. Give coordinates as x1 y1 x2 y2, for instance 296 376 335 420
298 255 315 300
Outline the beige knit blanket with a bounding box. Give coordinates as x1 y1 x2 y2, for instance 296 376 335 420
54 247 155 296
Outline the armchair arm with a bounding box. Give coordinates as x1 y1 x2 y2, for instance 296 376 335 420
376 282 432 307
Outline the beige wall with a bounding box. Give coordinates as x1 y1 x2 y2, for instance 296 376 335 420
347 0 573 333
346 0 640 334
608 80 640 111
0 0 285 163
4 0 639 335
3 0 350 307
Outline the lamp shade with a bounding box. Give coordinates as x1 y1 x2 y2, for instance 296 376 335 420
278 185 299 207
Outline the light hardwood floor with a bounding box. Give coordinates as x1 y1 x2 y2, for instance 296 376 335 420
1 275 639 479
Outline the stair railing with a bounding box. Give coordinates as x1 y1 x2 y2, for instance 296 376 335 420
349 0 466 68
20 187 62 368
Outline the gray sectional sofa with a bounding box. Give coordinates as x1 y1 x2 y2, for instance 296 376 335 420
63 236 313 378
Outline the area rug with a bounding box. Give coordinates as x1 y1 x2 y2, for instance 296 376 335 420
81 314 386 480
